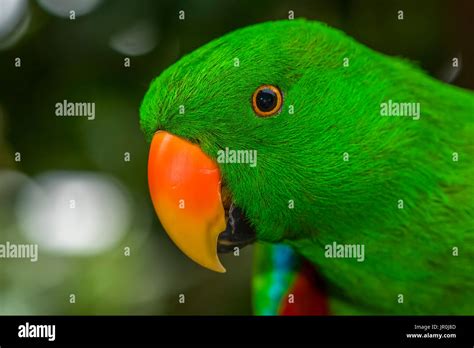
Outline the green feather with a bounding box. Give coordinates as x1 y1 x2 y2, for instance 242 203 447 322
140 19 474 314
252 243 301 315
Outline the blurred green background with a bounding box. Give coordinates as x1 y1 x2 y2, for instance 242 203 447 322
0 0 472 315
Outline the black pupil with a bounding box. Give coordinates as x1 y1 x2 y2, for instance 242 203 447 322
256 88 277 112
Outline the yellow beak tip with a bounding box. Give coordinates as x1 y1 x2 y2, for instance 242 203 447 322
216 265 227 274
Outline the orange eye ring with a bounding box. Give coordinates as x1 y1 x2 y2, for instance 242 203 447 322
251 84 283 117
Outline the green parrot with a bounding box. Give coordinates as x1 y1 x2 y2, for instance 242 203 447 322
140 19 474 315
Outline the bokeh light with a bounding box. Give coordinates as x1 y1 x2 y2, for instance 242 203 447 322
37 0 102 18
16 171 131 255
109 20 158 56
0 0 30 50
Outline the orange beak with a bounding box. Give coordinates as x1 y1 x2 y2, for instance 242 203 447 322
148 131 227 273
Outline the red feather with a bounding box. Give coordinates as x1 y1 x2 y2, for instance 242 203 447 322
280 261 330 315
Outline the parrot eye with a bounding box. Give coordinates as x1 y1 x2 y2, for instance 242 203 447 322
252 85 283 117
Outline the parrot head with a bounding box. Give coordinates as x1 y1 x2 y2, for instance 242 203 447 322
140 19 378 272
139 17 474 315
